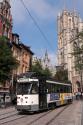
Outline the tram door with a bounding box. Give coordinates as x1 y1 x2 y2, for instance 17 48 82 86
39 79 47 109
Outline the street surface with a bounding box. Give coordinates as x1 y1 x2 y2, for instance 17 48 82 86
0 100 82 125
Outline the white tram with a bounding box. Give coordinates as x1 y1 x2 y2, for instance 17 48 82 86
16 72 72 112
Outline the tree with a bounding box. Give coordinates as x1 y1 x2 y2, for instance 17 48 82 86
43 67 52 78
31 60 52 78
31 60 43 75
72 31 83 92
54 69 68 82
0 36 19 84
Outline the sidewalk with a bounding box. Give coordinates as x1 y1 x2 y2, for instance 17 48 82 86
0 102 14 109
81 100 83 125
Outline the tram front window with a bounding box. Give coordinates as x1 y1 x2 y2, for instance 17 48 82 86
31 83 39 94
17 83 32 95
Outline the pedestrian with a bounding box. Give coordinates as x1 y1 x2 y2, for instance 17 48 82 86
80 92 83 100
75 92 77 100
0 97 1 107
75 92 79 100
3 93 6 107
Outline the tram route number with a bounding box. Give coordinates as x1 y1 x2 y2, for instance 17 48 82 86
21 98 23 102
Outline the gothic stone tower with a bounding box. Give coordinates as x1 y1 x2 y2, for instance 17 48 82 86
57 10 83 93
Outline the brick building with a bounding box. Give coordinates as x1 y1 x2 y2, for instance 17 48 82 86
0 0 34 103
0 0 12 40
0 0 34 77
12 33 34 76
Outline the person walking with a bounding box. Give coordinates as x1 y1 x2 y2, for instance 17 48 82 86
3 93 6 107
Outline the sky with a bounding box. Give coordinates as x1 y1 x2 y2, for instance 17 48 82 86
10 0 83 66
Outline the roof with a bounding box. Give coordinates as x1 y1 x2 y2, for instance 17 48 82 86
18 72 39 79
19 43 34 55
12 33 19 38
17 72 46 79
12 42 21 49
12 42 34 55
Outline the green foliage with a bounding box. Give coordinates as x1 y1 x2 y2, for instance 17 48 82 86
0 36 19 83
54 69 68 82
31 60 52 78
72 31 83 72
43 67 52 78
31 60 43 75
0 36 9 42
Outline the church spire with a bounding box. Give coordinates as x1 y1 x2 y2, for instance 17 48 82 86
43 50 50 68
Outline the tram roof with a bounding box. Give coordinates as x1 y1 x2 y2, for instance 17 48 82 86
46 80 72 86
17 72 71 86
17 72 46 79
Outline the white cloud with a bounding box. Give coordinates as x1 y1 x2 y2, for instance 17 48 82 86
26 0 57 20
11 0 58 25
49 52 58 66
11 0 26 24
34 48 58 66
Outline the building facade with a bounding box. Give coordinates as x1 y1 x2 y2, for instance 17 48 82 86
0 0 12 41
12 33 34 75
0 0 34 101
57 10 83 93
0 0 34 76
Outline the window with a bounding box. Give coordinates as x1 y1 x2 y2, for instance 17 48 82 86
47 84 51 93
31 83 39 94
17 83 31 95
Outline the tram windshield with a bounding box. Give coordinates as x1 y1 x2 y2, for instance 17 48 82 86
17 83 32 95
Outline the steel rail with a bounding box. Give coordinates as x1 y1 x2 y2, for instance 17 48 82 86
26 105 70 125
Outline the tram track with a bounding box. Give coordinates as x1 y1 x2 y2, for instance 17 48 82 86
0 112 18 120
26 110 54 125
0 109 53 125
0 110 16 117
45 101 80 125
26 105 70 125
0 104 72 125
45 105 69 125
0 114 27 125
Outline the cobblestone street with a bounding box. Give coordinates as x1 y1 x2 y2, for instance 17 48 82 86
0 100 82 125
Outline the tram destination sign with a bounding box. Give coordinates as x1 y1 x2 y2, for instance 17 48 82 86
17 78 38 83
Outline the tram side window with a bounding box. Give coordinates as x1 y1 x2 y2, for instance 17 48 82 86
69 87 72 93
31 83 38 94
68 86 72 93
47 84 51 93
51 84 55 93
66 86 70 93
47 84 57 93
60 88 64 93
56 85 60 93
64 86 67 93
51 84 53 93
53 85 56 93
64 86 71 93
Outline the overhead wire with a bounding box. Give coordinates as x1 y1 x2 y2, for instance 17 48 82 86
20 0 55 51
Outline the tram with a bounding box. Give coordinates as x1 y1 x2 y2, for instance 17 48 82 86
16 72 72 112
